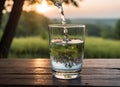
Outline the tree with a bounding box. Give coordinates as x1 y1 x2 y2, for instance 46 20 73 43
114 19 120 39
16 11 50 37
0 0 81 58
0 0 6 28
0 0 25 58
86 24 101 37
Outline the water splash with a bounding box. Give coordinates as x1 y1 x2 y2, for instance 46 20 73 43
54 0 66 25
53 0 69 42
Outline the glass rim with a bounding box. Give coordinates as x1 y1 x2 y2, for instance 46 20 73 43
49 24 85 28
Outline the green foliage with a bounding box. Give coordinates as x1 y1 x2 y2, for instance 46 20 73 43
50 0 81 7
101 29 111 38
113 19 120 39
85 37 120 58
101 27 113 39
16 11 50 37
1 13 10 30
85 24 101 37
9 36 120 58
10 37 49 58
0 30 3 39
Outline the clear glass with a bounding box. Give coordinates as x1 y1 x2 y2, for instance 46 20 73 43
48 24 85 79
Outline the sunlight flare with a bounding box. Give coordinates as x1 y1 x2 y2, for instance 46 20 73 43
36 0 50 13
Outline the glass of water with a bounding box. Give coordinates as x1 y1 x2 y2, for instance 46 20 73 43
48 24 85 79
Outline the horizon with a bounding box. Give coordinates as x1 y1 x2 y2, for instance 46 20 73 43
48 17 120 20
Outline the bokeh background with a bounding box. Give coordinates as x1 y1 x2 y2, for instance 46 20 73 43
0 0 120 58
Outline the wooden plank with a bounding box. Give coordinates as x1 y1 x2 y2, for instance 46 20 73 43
0 67 120 75
0 74 120 80
0 59 120 86
0 75 120 86
0 59 51 68
0 59 120 67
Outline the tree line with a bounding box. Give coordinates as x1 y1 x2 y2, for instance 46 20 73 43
1 11 120 39
86 20 120 40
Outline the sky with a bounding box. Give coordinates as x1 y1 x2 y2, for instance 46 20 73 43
40 0 120 19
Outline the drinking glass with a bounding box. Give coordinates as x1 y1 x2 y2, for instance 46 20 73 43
48 24 85 79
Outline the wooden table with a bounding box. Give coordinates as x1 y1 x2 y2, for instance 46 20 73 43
0 59 120 86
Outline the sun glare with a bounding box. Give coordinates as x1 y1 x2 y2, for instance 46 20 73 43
36 0 50 13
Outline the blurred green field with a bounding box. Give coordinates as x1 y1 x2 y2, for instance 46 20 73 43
10 37 49 58
85 37 120 58
9 36 120 58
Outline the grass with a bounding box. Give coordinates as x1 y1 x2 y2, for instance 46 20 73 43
85 37 120 58
9 36 120 58
10 37 49 58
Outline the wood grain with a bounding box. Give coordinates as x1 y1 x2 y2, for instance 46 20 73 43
0 59 120 86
